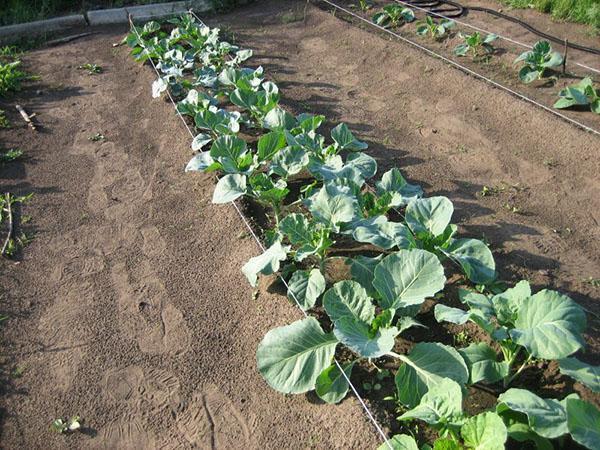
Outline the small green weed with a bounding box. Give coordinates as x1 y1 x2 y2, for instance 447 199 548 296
50 416 82 434
0 60 28 96
0 110 10 128
78 63 102 75
88 132 105 142
0 148 23 163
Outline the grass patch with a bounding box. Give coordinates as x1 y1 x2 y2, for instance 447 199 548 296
500 0 600 29
0 110 10 129
0 61 29 97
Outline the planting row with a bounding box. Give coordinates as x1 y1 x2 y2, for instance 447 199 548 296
126 13 600 450
366 2 600 116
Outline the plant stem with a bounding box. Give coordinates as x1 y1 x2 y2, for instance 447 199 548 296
504 354 533 388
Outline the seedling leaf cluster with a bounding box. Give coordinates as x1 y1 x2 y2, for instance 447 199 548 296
128 13 600 450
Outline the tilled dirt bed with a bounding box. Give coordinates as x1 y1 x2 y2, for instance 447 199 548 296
0 0 599 449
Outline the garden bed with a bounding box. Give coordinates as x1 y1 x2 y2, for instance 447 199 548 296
0 0 599 448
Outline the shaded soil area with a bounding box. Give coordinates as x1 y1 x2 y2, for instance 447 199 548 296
0 24 378 450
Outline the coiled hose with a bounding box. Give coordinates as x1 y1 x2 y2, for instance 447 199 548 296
402 0 600 55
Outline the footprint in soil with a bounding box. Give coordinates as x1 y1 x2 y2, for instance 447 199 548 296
110 262 191 356
176 385 253 449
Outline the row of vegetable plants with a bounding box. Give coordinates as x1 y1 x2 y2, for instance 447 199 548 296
364 2 600 116
126 13 600 449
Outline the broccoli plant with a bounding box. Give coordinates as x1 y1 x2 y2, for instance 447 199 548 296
256 248 446 403
435 280 587 387
514 40 563 84
554 77 600 114
416 16 455 40
372 5 415 28
454 32 498 59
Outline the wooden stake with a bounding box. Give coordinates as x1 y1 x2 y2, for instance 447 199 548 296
15 104 36 131
46 32 94 47
1 193 13 256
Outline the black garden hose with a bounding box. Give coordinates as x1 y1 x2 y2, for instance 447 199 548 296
401 0 600 55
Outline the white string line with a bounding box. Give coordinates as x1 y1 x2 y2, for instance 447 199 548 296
319 0 600 137
389 0 600 74
130 14 394 450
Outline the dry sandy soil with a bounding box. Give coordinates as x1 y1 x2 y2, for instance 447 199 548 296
0 0 599 448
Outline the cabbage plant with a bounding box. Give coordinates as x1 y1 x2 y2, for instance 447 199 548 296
372 5 415 28
554 77 600 114
514 40 563 84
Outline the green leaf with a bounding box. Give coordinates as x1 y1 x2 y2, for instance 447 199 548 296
323 280 375 323
459 343 509 385
461 411 507 450
559 358 600 393
348 254 383 297
444 238 496 284
315 361 355 404
376 168 423 207
496 388 571 439
433 439 461 450
287 269 326 311
331 123 368 151
257 131 286 161
434 304 472 325
353 218 414 250
209 135 248 173
377 435 419 450
186 151 215 172
510 289 586 360
406 196 454 238
333 317 398 358
270 146 309 177
256 317 338 394
567 398 600 450
241 240 290 287
212 174 247 204
395 342 469 407
279 213 312 245
373 249 446 309
519 66 540 83
399 378 463 426
591 99 600 114
305 182 359 232
505 422 553 450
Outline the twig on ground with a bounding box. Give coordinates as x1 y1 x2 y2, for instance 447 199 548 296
46 32 95 47
15 105 36 131
1 193 14 256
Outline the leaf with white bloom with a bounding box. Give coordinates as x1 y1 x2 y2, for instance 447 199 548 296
443 238 496 285
315 361 355 404
434 304 472 325
323 280 375 323
256 317 338 394
191 133 212 151
212 174 247 204
241 240 289 287
331 123 368 151
263 107 296 131
333 317 398 358
376 168 423 207
152 77 168 98
497 389 576 439
186 152 216 172
287 269 326 311
459 343 509 385
395 342 469 407
399 378 463 426
510 289 586 360
405 196 454 238
567 398 600 450
353 218 414 250
461 412 507 450
373 249 446 309
209 135 250 174
559 358 600 393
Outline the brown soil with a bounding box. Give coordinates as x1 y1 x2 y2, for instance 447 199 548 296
0 24 378 450
1 0 600 448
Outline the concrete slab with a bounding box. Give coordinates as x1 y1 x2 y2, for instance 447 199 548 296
0 15 87 43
